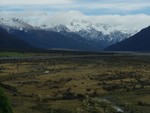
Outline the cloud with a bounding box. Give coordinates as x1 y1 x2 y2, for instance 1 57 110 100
1 11 150 33
0 0 150 28
0 0 73 5
82 2 150 11
0 0 150 15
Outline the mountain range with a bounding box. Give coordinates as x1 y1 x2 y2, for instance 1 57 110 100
0 17 134 51
0 16 150 52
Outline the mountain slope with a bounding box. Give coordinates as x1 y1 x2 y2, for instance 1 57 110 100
0 27 33 51
9 29 102 51
105 26 150 51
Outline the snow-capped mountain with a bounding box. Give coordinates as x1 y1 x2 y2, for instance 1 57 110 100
0 16 133 36
105 26 150 51
36 19 133 46
0 13 142 50
0 17 34 32
22 17 134 41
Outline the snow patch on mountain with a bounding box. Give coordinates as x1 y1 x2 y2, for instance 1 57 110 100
0 17 34 32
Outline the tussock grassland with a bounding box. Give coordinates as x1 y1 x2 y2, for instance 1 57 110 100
0 52 150 113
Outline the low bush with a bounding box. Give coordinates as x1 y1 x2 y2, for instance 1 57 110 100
0 88 13 113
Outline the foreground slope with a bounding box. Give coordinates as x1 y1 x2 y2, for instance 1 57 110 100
105 26 150 51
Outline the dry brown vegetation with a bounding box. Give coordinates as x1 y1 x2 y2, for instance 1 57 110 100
0 52 150 113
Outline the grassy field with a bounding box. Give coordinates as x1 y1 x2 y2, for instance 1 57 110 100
0 51 150 113
0 52 27 57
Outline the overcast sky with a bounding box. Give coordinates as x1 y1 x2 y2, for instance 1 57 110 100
0 0 150 15
0 0 150 31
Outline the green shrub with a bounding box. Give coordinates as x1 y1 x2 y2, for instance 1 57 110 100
0 88 13 113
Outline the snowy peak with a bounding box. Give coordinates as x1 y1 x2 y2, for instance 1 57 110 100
49 25 70 32
67 19 93 32
0 17 34 32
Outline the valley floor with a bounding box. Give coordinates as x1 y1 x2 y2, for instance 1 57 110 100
0 51 150 113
